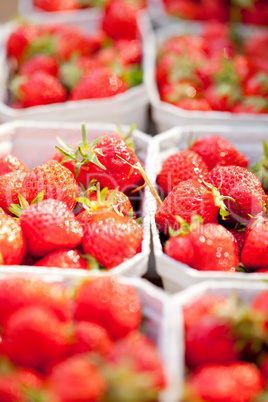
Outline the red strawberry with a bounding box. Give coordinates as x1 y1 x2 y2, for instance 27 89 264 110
0 171 26 213
20 160 79 210
34 249 90 269
232 97 268 114
204 83 241 111
115 39 142 66
0 277 72 324
241 217 268 270
176 98 212 111
164 223 239 272
20 55 59 77
229 227 246 258
205 166 266 225
82 211 143 268
0 154 28 176
72 321 113 356
4 306 70 370
233 55 254 84
0 214 26 265
190 135 249 171
241 0 268 25
34 0 78 11
157 150 209 196
11 72 67 108
164 0 199 19
70 68 127 100
60 57 103 91
245 33 268 74
185 363 264 402
20 199 83 257
155 180 219 235
244 72 268 97
48 355 106 402
102 0 139 40
74 277 142 339
6 25 42 62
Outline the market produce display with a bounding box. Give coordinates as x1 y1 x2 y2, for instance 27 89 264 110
156 22 268 114
0 275 166 401
155 134 268 273
0 124 145 269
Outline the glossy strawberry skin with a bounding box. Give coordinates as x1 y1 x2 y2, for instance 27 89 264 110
20 55 59 77
186 363 264 402
157 150 209 196
241 218 268 270
155 179 218 235
205 166 266 225
20 199 83 257
0 154 28 176
0 277 72 325
4 306 70 370
190 136 249 171
34 249 89 269
0 172 26 213
0 214 26 265
82 211 143 268
74 277 142 340
102 0 139 40
72 321 113 356
165 223 239 272
21 160 79 210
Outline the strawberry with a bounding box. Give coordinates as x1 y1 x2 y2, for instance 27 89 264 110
0 214 26 265
48 355 106 402
244 72 268 97
34 249 91 269
19 199 83 257
229 227 246 258
20 160 79 210
70 68 127 100
0 154 28 176
176 98 212 111
155 180 219 235
205 165 266 225
232 97 268 114
164 222 239 272
241 0 268 25
6 25 43 63
195 0 229 22
241 217 268 270
4 306 70 370
56 125 144 192
102 0 139 40
34 0 79 11
72 321 113 356
156 150 209 196
115 39 142 66
20 55 59 77
0 171 26 213
81 210 143 268
245 33 268 74
204 83 242 111
190 135 249 171
185 363 264 402
0 277 72 324
11 72 67 108
164 0 199 19
74 277 142 339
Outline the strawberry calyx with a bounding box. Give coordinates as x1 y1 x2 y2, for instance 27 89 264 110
8 190 45 217
80 253 105 270
9 76 27 102
168 215 203 238
60 59 84 91
77 184 124 215
115 124 136 152
250 140 268 193
55 123 106 177
26 33 55 61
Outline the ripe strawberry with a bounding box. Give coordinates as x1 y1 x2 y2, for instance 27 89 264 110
34 249 91 269
34 0 78 11
164 0 198 19
0 154 28 176
157 150 209 196
48 355 106 402
229 227 246 258
70 68 127 100
233 55 254 84
102 0 139 40
241 0 268 25
195 0 229 22
6 25 42 62
20 160 79 210
176 98 212 111
74 277 142 339
107 331 166 396
82 210 143 268
245 33 268 74
20 55 59 77
244 72 268 97
241 217 268 270
0 171 26 213
11 72 67 108
115 39 142 66
155 180 219 235
72 321 113 356
4 306 70 370
20 199 83 257
232 97 268 114
205 165 266 225
0 214 26 265
190 136 248 171
185 315 240 369
164 222 238 272
251 290 268 330
185 363 264 402
0 277 71 324
204 83 242 111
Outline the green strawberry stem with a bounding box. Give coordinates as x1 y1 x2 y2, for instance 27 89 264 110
8 190 45 217
169 215 203 237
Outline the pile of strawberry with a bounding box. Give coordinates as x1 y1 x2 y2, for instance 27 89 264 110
156 22 268 114
6 2 143 108
0 275 166 401
0 124 145 269
33 0 145 12
155 134 268 273
162 0 268 25
182 290 268 401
